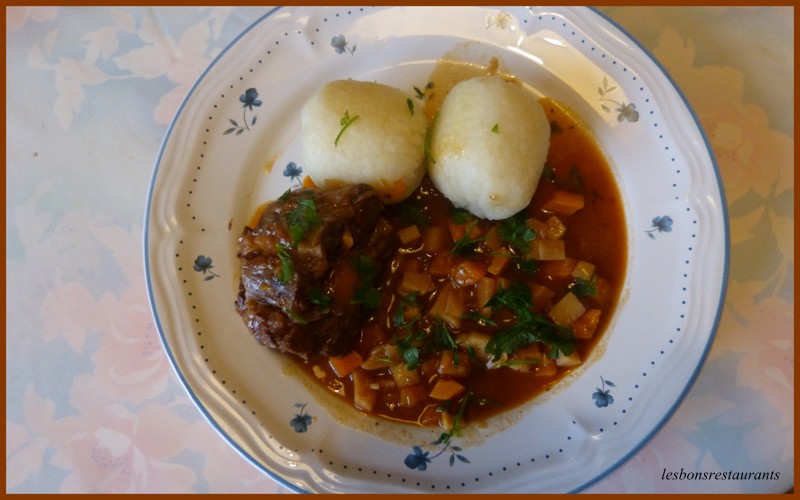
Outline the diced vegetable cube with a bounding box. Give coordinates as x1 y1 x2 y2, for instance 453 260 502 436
397 225 421 245
571 260 596 281
361 344 398 370
474 276 496 314
399 385 427 408
390 362 422 388
352 369 378 412
525 218 547 239
541 257 578 279
542 190 585 215
531 284 556 312
399 270 432 295
449 260 487 288
534 355 557 377
429 378 466 400
547 292 586 327
428 284 465 328
329 350 364 378
438 350 472 377
429 252 453 276
456 331 492 363
423 226 448 253
573 309 602 339
556 350 582 367
487 254 510 275
544 215 566 239
506 344 542 372
531 239 566 261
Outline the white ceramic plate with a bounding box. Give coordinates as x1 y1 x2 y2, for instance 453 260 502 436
145 6 728 493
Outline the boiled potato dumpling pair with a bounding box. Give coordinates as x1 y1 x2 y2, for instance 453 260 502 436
300 76 550 219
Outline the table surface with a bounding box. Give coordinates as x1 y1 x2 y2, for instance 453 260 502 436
6 6 793 494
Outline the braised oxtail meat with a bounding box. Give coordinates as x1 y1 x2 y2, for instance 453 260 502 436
235 184 398 359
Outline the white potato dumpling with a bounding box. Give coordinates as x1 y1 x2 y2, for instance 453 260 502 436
300 79 427 203
428 76 551 219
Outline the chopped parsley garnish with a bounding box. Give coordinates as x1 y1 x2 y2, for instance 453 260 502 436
308 287 332 309
491 123 500 133
285 308 308 325
396 199 431 227
350 255 381 309
285 196 321 244
570 276 597 297
450 207 473 225
334 109 360 146
484 282 574 360
462 311 497 327
275 243 294 283
406 98 415 116
393 292 421 330
434 391 472 443
451 220 486 256
395 331 426 370
432 318 458 352
497 212 536 253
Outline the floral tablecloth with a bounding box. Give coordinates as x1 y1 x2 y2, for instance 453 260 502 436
6 6 793 493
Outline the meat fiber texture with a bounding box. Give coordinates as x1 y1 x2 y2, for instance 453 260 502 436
235 184 398 359
300 79 427 203
428 75 550 220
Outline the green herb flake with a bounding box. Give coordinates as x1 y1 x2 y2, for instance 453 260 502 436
451 220 486 256
491 123 500 133
276 243 294 283
570 276 597 297
308 287 332 308
350 254 381 310
334 109 360 146
497 212 536 253
285 196 321 244
484 282 574 360
406 98 415 116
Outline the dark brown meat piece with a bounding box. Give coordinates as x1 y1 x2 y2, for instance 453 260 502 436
235 184 398 360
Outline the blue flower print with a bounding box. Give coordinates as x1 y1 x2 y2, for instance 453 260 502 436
240 88 262 111
331 34 356 55
283 162 303 187
404 446 431 471
598 76 639 123
224 88 261 135
646 215 673 239
193 255 220 280
592 377 616 408
290 403 312 433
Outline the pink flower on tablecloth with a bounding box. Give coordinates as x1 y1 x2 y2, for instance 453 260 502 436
47 375 196 493
113 16 217 125
6 7 59 33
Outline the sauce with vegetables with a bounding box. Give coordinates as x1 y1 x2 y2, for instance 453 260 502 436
288 98 626 431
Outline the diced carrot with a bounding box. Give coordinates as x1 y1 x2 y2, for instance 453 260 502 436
487 254 510 276
448 219 481 243
429 378 466 400
428 252 453 276
423 226 449 253
399 270 432 295
540 257 578 279
526 218 547 239
449 260 487 288
377 178 408 204
302 176 318 189
399 385 427 408
483 227 503 251
531 284 555 312
474 276 496 314
542 190 585 215
341 229 354 251
428 284 465 328
573 309 602 339
534 355 557 377
352 369 378 412
397 225 421 245
329 350 364 378
547 292 586 327
437 350 472 378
